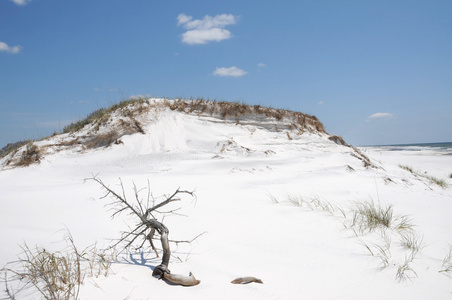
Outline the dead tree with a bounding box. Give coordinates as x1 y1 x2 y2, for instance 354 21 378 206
88 175 201 286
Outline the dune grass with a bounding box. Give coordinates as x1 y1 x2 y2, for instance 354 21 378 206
276 193 425 281
61 97 327 136
63 97 150 134
1 232 115 300
399 164 448 188
0 140 32 159
351 201 394 233
439 245 452 275
286 195 346 217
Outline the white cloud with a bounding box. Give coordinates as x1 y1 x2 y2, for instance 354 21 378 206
181 28 232 45
10 0 31 6
177 13 238 45
213 66 247 77
367 113 395 120
0 41 22 54
177 13 193 26
317 101 324 105
258 63 266 68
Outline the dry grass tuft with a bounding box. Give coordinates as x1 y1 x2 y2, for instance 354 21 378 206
399 164 449 188
439 245 452 275
19 142 41 166
63 97 150 134
0 140 32 158
351 201 395 233
83 131 119 149
4 142 42 168
1 232 115 300
328 135 348 146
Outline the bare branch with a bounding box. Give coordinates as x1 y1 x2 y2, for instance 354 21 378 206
89 176 200 285
169 231 208 245
145 189 194 217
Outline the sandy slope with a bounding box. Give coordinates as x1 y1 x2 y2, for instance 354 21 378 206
1 105 451 299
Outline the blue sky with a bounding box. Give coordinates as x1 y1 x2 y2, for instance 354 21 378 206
1 0 451 147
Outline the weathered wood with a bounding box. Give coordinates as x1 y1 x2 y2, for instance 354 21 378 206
164 272 200 286
89 176 200 286
231 276 263 284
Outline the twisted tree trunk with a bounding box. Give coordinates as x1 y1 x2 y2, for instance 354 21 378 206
89 176 200 286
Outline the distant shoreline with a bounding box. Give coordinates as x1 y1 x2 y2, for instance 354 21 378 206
362 141 452 148
360 142 452 155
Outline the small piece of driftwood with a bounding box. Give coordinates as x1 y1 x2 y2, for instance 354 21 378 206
231 276 263 284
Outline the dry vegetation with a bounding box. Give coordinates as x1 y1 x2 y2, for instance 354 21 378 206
2 141 43 168
1 97 333 169
328 135 377 169
399 164 448 188
1 97 376 170
0 140 32 159
1 232 115 300
275 193 429 282
164 98 326 134
60 97 326 136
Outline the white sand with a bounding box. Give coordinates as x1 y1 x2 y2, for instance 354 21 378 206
1 103 451 299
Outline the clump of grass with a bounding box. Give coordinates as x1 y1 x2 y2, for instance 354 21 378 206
277 192 425 282
396 257 418 282
359 228 421 282
2 235 83 300
8 141 42 167
268 193 279 204
286 195 345 217
351 201 394 233
399 231 424 255
328 135 348 146
399 164 415 174
63 107 108 133
439 245 452 275
0 140 32 158
350 200 415 234
63 97 149 134
425 175 448 188
83 131 119 149
1 232 115 300
399 164 448 188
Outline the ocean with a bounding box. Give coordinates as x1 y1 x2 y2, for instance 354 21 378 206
365 142 452 155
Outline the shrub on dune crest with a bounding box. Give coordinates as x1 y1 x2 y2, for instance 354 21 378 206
0 140 32 158
4 141 42 168
165 98 326 134
63 97 149 134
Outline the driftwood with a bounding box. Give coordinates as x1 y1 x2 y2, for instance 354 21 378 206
164 272 200 286
89 176 200 286
231 276 263 284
